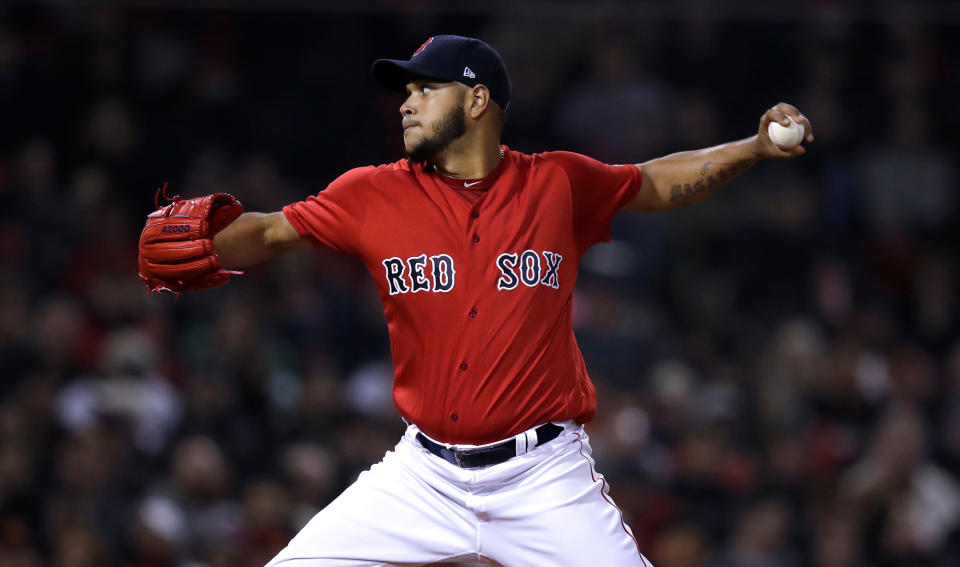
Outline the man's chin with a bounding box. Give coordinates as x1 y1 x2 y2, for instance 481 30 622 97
405 142 436 163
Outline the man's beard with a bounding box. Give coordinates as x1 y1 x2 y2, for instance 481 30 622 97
405 105 467 163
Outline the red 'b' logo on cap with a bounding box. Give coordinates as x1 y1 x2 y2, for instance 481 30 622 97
412 37 434 56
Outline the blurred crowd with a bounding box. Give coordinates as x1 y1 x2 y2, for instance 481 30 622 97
1 2 958 567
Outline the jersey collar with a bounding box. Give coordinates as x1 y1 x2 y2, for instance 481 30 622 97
430 146 509 191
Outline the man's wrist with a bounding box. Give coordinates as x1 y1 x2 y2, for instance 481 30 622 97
742 134 765 161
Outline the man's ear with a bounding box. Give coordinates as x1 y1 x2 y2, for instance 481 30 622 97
468 85 491 119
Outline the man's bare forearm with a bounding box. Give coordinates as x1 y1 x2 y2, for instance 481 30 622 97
629 137 759 212
624 103 814 213
213 211 310 269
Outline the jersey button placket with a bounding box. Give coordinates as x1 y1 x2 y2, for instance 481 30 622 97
459 209 478 396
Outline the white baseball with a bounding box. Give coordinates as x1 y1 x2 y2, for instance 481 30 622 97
767 116 805 149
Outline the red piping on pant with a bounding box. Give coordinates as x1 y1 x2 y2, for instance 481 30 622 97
574 432 651 566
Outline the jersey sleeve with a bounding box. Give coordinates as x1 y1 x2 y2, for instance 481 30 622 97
547 151 643 253
282 167 375 256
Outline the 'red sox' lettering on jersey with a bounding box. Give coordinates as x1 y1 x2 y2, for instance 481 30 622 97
283 147 641 445
382 249 562 294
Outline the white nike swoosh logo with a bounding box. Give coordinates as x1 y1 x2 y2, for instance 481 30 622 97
464 181 482 187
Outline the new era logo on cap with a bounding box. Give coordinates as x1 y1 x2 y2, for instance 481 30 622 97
372 35 512 111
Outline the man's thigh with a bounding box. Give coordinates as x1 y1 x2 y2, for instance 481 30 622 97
265 448 482 567
481 431 652 567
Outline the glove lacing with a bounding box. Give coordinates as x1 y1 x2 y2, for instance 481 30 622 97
154 182 181 210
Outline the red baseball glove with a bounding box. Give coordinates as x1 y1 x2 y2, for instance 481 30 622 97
138 183 244 295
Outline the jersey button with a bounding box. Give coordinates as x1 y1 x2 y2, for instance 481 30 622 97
471 210 479 218
469 309 477 318
472 234 480 243
459 361 468 371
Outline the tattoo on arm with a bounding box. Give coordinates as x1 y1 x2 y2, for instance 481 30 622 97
669 159 752 204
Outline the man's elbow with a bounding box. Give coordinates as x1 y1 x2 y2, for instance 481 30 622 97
264 212 311 253
622 173 672 213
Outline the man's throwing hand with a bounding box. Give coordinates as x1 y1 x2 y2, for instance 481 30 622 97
755 102 814 159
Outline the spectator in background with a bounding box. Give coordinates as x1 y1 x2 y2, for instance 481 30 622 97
842 405 960 565
135 436 241 564
859 97 956 236
555 33 673 163
713 497 799 567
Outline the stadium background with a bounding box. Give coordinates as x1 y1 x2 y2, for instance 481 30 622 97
1 1 958 566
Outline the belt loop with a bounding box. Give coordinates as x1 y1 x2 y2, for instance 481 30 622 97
515 431 528 455
523 429 537 453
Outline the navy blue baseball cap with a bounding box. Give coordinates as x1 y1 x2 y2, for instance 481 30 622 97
372 35 512 111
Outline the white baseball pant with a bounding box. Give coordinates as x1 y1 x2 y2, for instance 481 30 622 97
266 420 653 566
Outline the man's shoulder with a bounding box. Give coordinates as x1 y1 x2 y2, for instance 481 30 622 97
372 158 416 175
529 150 592 164
516 150 597 175
332 159 416 186
526 150 636 173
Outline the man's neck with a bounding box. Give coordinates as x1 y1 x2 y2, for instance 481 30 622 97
430 141 503 179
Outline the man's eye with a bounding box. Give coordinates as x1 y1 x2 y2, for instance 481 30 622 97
422 86 432 93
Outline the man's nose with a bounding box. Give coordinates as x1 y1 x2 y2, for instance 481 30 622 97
399 97 415 115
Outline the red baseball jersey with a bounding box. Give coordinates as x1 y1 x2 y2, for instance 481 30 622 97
283 147 642 444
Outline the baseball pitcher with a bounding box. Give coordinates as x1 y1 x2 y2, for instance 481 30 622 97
138 35 813 567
